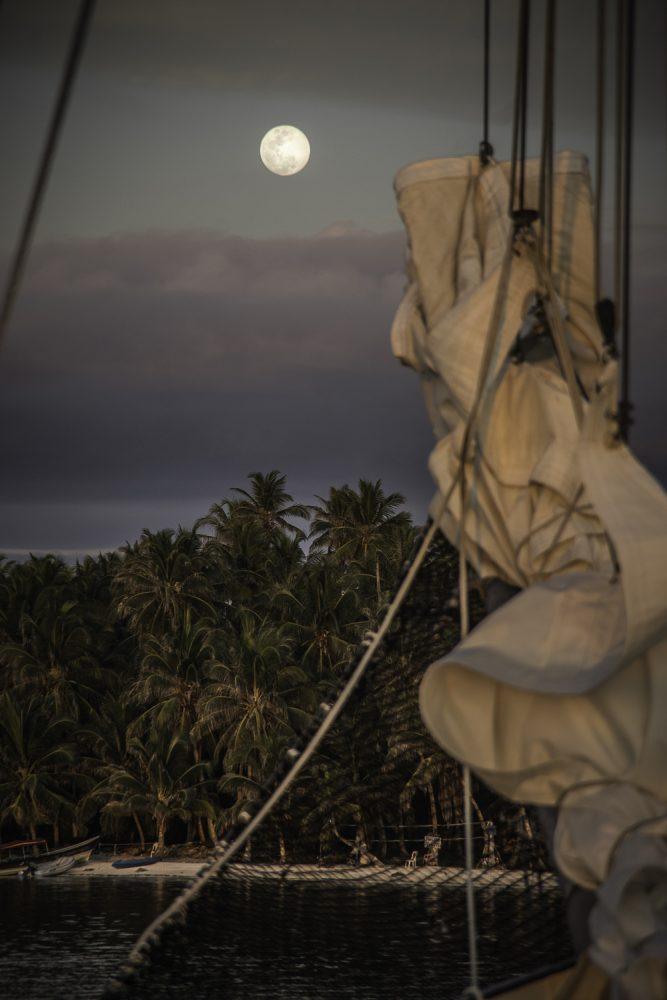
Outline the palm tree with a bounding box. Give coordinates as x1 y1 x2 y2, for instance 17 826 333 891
99 729 214 851
0 482 490 866
0 554 75 648
231 471 310 540
129 611 217 748
1 600 106 719
282 558 363 676
309 480 412 600
196 614 312 779
200 514 300 611
0 691 76 842
114 527 215 636
78 694 145 844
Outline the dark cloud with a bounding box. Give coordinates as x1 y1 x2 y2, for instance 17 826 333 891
0 226 435 552
1 222 665 557
4 227 406 383
5 0 664 126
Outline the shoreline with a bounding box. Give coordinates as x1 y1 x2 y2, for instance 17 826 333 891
65 860 558 888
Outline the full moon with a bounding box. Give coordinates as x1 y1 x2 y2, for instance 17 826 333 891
260 125 310 176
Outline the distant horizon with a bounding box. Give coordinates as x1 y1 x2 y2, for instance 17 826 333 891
0 468 435 563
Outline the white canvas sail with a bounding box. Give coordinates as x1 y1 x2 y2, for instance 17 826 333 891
393 150 667 996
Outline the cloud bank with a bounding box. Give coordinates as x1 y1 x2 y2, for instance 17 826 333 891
0 226 434 552
1 223 664 555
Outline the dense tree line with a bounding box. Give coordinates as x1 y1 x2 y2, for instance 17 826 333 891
0 472 535 865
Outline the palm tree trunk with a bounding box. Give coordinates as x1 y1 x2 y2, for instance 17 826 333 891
426 780 439 834
29 822 37 841
52 821 60 847
133 812 146 851
440 770 454 825
278 827 287 864
156 814 168 852
376 818 387 860
196 816 207 845
207 817 218 843
398 810 407 857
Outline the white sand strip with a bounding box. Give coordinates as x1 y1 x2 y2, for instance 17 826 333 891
70 860 204 877
69 860 558 889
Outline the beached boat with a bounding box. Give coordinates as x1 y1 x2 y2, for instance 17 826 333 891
31 857 78 878
0 835 99 877
111 856 161 870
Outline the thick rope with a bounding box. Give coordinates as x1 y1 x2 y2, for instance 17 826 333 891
104 492 461 995
0 0 96 353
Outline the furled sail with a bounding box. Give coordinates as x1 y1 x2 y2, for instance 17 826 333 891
392 150 667 996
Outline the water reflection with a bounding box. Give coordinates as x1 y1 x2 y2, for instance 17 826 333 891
0 874 571 999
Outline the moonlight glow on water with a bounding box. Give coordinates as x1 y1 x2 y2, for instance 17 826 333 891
260 125 311 176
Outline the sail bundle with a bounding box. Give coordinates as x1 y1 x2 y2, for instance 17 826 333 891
393 149 667 996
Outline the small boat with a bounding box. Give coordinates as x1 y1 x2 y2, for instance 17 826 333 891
0 835 99 877
111 856 161 869
32 857 78 878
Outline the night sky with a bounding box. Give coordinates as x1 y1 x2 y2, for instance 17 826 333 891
0 0 665 558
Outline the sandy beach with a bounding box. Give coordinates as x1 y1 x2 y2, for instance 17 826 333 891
69 860 558 890
71 860 204 878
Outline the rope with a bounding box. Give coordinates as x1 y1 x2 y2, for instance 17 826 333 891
594 0 606 304
594 1 618 357
454 225 521 999
517 1 530 213
538 0 556 270
618 0 635 441
613 0 624 330
105 494 462 995
509 0 538 227
0 0 96 354
462 766 483 999
509 0 525 214
479 0 494 165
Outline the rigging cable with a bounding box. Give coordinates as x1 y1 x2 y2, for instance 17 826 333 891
594 0 618 358
594 0 606 304
0 0 97 352
613 0 624 332
479 0 494 165
538 0 556 269
617 0 635 441
509 0 537 226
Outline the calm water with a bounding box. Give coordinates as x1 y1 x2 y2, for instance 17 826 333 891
0 877 184 999
0 874 572 999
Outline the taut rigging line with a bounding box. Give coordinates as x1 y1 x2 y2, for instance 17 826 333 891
0 0 97 353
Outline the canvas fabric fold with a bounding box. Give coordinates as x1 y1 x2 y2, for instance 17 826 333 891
392 150 667 993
